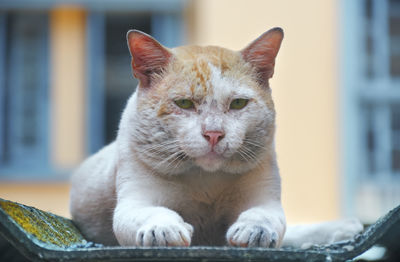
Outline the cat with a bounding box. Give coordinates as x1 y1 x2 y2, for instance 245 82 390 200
70 27 363 248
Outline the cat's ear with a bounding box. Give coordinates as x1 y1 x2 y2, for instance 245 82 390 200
241 27 284 85
127 30 172 88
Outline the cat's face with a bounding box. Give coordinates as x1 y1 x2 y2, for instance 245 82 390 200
127 29 283 175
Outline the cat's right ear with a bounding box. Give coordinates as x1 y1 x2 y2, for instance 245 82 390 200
241 28 284 86
127 30 172 88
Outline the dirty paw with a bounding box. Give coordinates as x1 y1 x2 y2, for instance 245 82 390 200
227 222 279 248
136 221 193 247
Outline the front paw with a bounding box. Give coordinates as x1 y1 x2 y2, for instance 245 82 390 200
137 220 193 247
227 222 279 248
331 218 364 242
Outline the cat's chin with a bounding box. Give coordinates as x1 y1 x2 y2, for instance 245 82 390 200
195 152 225 172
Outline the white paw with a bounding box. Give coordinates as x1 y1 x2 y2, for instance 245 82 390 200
227 222 279 248
136 220 193 247
330 218 363 243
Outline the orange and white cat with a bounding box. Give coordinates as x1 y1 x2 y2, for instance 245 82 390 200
70 28 363 248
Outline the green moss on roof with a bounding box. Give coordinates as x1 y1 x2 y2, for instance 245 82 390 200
0 199 86 248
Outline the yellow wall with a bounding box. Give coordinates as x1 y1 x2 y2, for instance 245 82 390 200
50 7 87 169
189 0 340 223
0 184 71 218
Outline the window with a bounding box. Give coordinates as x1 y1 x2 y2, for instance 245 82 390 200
0 11 50 176
342 0 400 223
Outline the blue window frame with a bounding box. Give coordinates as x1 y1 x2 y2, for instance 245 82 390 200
0 11 50 178
341 0 400 223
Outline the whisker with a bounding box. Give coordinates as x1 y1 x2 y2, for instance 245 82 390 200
159 150 188 175
150 149 188 174
167 152 189 175
237 148 251 162
136 140 181 160
242 139 266 149
239 145 263 168
137 140 179 152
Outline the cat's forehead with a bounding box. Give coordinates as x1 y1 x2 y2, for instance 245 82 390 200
172 45 240 69
169 45 259 99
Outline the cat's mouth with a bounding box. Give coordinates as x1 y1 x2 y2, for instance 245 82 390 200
194 151 225 172
203 151 223 159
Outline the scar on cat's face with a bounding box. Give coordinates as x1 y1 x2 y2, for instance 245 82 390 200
126 29 283 173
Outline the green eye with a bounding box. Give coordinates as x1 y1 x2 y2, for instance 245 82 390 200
230 99 249 110
175 99 195 109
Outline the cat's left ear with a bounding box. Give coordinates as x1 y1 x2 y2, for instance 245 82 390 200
127 30 172 88
241 28 284 85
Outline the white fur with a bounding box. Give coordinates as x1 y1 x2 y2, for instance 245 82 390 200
70 60 363 248
282 218 364 249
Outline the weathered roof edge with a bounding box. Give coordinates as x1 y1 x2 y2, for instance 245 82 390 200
1 198 400 262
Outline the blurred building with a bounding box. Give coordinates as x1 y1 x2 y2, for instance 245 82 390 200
0 0 399 225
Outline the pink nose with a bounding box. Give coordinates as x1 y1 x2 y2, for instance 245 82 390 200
203 131 225 147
